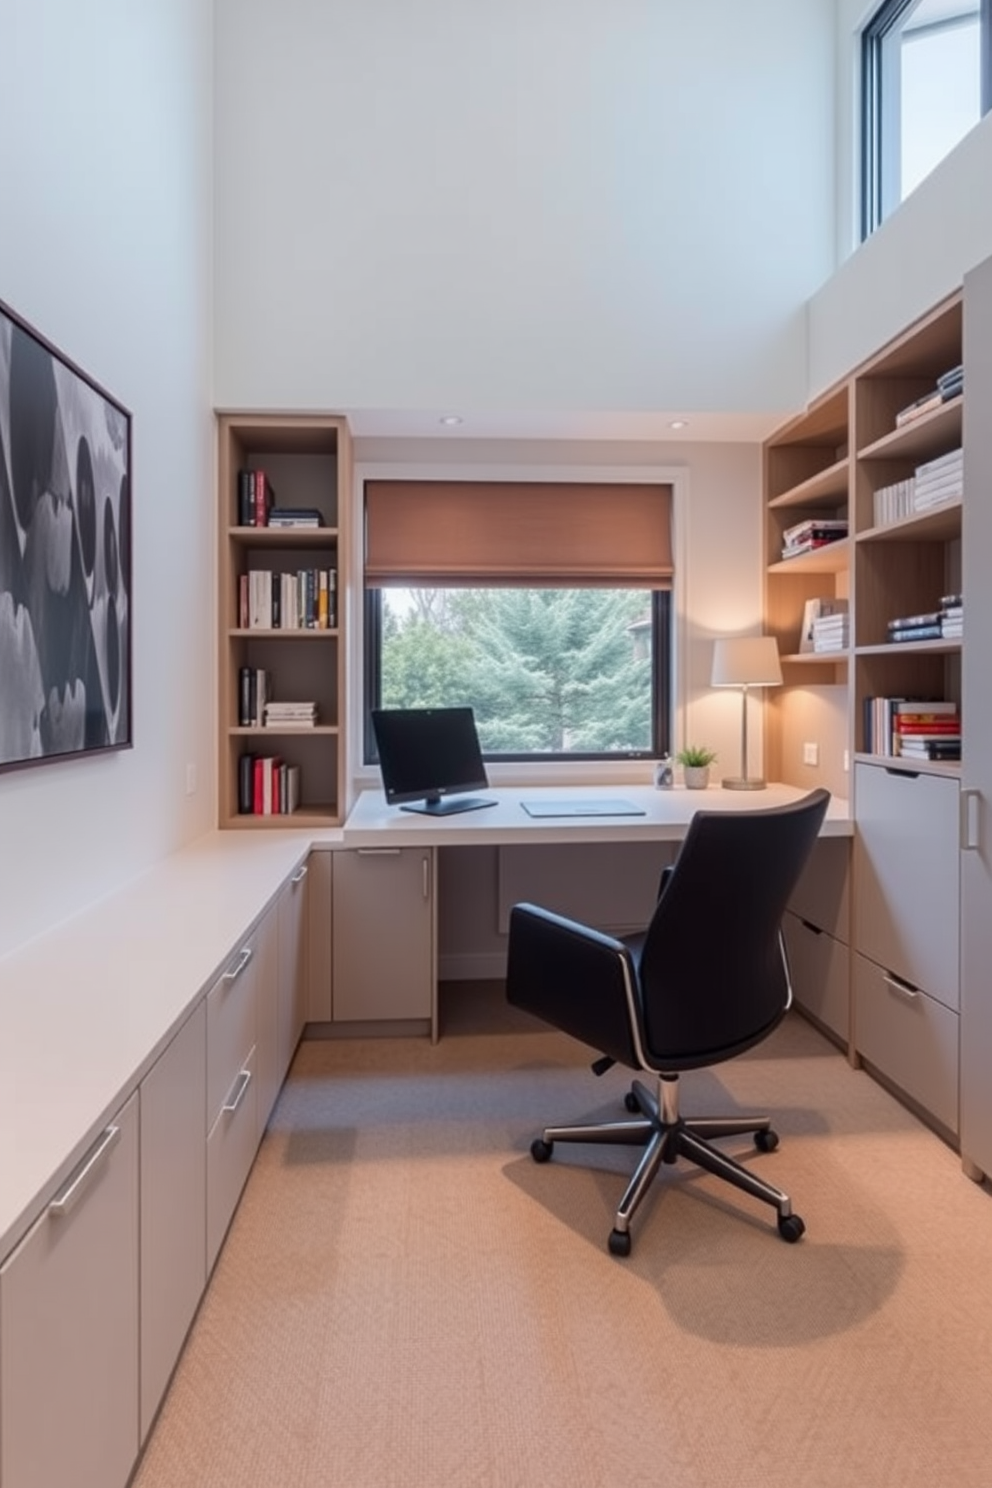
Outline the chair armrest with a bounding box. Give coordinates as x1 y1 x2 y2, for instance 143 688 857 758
506 903 641 1069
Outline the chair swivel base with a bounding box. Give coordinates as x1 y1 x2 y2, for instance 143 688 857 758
530 1074 805 1256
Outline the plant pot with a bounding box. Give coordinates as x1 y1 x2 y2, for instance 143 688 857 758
683 765 710 789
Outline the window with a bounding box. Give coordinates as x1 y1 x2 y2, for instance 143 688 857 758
362 480 674 763
862 0 991 237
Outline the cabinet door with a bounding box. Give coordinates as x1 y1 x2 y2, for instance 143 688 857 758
782 911 850 1044
1 1092 139 1488
251 904 281 1139
853 763 960 1009
206 1046 258 1272
332 848 433 1022
139 1003 206 1442
307 847 333 1022
278 859 309 1078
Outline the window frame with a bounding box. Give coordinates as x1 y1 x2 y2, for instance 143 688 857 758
362 585 672 765
861 0 991 239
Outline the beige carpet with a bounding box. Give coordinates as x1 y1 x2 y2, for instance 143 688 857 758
133 985 992 1488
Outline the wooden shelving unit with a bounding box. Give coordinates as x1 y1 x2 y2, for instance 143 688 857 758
216 413 352 829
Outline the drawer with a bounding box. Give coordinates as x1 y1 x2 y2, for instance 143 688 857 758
853 950 958 1134
206 937 258 1126
782 911 849 1044
206 1045 258 1272
854 762 959 1009
787 836 850 944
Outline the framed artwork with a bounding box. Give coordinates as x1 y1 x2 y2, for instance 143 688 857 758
0 297 132 773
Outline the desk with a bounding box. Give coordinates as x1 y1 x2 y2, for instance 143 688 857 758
340 784 851 1040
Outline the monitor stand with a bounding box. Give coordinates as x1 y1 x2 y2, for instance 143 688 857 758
401 795 498 816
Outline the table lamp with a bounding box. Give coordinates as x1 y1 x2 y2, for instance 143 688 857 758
710 636 783 790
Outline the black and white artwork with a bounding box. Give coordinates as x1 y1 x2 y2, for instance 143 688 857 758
0 299 131 773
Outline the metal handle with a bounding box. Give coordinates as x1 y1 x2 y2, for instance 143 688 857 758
961 788 980 851
222 945 252 982
422 854 430 900
222 1068 252 1114
292 863 309 884
357 848 401 856
49 1125 121 1217
883 971 920 1002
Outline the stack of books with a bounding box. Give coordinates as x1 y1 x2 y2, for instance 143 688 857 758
238 753 302 814
913 447 963 510
240 567 336 629
941 593 963 639
887 609 943 643
893 701 961 762
238 666 270 727
811 604 849 653
267 507 325 528
263 701 318 729
237 469 276 526
894 363 964 428
781 517 848 560
872 476 915 527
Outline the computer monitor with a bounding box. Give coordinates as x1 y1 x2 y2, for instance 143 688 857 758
371 706 497 816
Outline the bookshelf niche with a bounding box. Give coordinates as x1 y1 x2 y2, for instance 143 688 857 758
217 413 352 829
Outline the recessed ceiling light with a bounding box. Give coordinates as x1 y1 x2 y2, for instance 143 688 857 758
439 415 463 426
669 419 689 430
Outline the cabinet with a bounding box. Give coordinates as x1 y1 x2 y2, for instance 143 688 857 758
278 859 309 1074
306 847 334 1022
1 1093 139 1488
782 836 850 1045
332 848 434 1028
217 413 352 829
206 934 260 1271
139 1004 207 1443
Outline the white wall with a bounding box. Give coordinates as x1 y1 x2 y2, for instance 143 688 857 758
816 0 992 393
0 0 215 959
212 0 837 422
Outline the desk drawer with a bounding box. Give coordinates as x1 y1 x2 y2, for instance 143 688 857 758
854 950 958 1134
206 938 257 1127
783 911 849 1044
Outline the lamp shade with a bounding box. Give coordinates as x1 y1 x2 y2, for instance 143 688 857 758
710 636 783 688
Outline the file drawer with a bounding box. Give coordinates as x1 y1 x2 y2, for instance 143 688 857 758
206 937 258 1126
853 950 958 1134
783 911 849 1044
853 763 959 1010
206 1045 258 1271
787 836 850 945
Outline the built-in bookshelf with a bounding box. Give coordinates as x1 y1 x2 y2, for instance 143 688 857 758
763 290 963 791
217 413 352 829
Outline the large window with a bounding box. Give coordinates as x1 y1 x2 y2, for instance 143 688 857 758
362 479 674 763
862 0 991 237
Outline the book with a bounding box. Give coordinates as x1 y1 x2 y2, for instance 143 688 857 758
267 507 324 527
888 611 942 631
887 624 943 642
895 390 943 426
238 752 255 814
782 517 848 547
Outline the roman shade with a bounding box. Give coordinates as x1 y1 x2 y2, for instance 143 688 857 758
364 481 673 587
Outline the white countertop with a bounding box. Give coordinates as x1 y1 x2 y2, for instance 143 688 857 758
342 783 852 847
0 830 317 1260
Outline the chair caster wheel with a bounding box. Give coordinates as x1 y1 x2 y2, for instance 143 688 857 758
531 1138 553 1163
624 1090 640 1113
608 1228 632 1257
755 1128 779 1153
778 1213 805 1243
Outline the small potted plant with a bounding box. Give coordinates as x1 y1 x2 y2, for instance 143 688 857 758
676 744 717 789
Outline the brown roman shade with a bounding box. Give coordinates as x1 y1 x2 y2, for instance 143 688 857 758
364 481 673 588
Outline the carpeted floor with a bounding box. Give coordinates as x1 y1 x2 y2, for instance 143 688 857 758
133 984 992 1488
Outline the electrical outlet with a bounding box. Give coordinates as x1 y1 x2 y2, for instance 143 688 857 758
186 762 198 796
803 742 819 767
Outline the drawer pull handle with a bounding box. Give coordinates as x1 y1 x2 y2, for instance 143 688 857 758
49 1125 121 1217
292 864 309 884
800 918 824 936
222 946 253 982
357 848 401 856
961 789 980 852
884 766 920 779
222 1068 252 1114
883 972 920 1002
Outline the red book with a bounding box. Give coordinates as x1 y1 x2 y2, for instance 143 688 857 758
896 720 961 734
253 757 264 815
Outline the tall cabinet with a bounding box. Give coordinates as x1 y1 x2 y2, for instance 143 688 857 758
217 414 352 829
764 288 968 1141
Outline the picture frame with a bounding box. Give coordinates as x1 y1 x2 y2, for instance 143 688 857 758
0 297 132 774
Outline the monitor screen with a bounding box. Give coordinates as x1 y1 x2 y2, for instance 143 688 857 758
371 707 496 816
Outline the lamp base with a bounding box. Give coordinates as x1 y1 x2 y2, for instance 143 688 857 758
722 777 767 791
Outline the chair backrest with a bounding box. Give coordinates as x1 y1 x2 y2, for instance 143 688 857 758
637 788 831 1068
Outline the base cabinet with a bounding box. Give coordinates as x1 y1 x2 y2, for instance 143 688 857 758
332 848 433 1023
0 1093 139 1488
139 1004 207 1442
277 861 309 1076
206 935 261 1272
783 912 850 1044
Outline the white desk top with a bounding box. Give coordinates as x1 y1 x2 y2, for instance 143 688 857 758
342 782 852 847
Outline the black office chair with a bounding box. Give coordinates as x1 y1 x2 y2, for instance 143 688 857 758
505 788 831 1256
